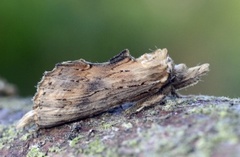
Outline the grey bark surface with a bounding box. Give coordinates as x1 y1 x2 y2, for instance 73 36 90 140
1 95 240 157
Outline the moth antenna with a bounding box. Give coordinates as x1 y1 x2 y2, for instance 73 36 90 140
16 110 36 129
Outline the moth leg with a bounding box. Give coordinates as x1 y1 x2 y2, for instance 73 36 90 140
170 89 182 98
124 85 172 117
170 88 192 99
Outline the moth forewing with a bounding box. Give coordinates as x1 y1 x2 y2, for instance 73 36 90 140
16 49 209 129
22 49 171 128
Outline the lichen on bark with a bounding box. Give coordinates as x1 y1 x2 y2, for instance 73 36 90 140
1 95 240 157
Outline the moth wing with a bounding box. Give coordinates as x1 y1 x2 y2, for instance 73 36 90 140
18 49 173 128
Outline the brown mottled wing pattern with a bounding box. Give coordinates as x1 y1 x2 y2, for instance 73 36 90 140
16 48 209 129
33 49 172 128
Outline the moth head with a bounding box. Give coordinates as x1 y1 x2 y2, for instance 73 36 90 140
172 63 210 90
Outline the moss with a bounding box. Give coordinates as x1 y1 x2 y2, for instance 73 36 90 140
0 125 18 149
145 125 192 156
20 133 31 141
161 99 178 111
187 102 236 119
122 138 140 147
121 122 133 130
26 146 46 157
84 139 105 155
105 148 118 157
165 99 240 157
192 121 239 157
48 146 62 153
101 123 113 130
68 135 83 147
1 95 240 156
122 104 240 157
100 121 119 130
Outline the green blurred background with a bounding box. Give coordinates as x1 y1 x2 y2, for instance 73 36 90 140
0 0 239 97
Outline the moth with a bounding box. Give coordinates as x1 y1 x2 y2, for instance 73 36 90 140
17 49 209 129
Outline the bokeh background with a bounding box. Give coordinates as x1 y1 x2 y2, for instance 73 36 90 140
0 1 239 97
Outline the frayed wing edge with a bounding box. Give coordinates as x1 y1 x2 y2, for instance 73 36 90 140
16 110 36 129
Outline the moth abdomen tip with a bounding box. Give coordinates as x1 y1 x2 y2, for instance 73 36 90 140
16 110 36 129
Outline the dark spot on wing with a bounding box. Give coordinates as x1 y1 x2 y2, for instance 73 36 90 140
109 49 133 64
87 78 104 92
